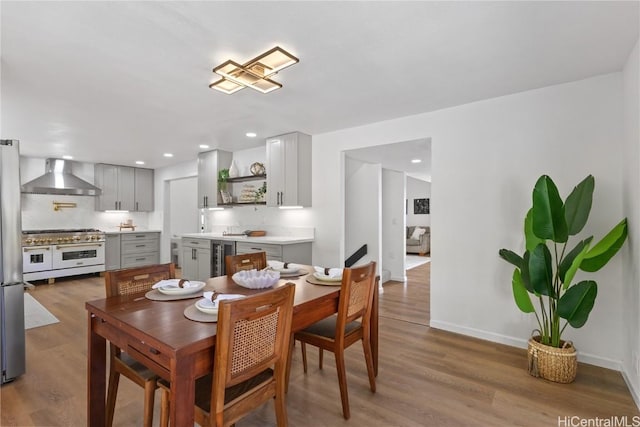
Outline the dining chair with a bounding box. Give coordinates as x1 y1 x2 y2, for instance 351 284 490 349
104 262 176 427
159 282 295 427
224 251 267 275
294 261 377 419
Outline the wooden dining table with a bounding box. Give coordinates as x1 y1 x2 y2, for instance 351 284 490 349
85 266 378 426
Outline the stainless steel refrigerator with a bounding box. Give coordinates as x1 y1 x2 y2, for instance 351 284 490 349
0 139 26 384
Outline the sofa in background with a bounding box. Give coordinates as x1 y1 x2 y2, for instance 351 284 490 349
406 226 430 255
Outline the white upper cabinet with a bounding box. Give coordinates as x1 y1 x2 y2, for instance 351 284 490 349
95 164 153 211
266 132 312 207
197 149 232 209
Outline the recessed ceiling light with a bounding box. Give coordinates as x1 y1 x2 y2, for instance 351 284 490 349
411 159 422 164
135 161 145 165
246 132 257 138
163 153 173 158
199 144 210 149
62 155 73 160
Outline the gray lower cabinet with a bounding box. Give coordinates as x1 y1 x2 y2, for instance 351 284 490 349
181 238 212 282
235 241 312 264
105 234 122 270
105 232 160 270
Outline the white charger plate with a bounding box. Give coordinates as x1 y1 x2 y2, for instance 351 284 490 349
157 281 205 295
313 272 343 282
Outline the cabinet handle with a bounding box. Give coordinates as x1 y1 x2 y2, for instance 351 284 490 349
135 258 145 261
115 201 118 210
135 244 145 248
251 247 262 251
136 202 139 211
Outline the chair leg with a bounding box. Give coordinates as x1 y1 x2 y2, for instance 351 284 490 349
319 348 323 370
142 379 156 427
160 387 169 427
274 377 288 427
105 369 120 427
362 338 376 393
300 341 308 373
334 350 350 419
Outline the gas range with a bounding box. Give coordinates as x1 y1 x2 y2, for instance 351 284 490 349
21 228 105 247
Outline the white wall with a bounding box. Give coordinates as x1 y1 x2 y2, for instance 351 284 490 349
345 157 380 269
621 39 640 406
382 169 406 281
406 176 431 227
312 73 626 369
19 157 150 231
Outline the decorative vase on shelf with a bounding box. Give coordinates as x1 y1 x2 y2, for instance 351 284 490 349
228 161 239 178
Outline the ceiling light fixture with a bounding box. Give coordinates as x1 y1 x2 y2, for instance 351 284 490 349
164 153 173 158
199 144 210 149
246 132 257 138
62 155 73 160
135 161 145 165
209 46 299 94
411 159 422 163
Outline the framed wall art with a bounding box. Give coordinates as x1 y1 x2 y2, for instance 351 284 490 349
414 198 430 214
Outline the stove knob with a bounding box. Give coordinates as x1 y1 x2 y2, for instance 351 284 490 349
57 238 62 243
47 238 53 243
25 238 33 244
73 236 80 241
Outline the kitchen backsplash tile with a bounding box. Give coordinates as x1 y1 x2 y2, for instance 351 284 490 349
21 193 149 231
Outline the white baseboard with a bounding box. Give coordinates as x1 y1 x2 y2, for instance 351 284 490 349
621 366 640 411
390 275 406 282
429 319 623 371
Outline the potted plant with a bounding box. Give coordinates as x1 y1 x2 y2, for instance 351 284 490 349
217 168 229 191
499 175 627 383
217 168 231 204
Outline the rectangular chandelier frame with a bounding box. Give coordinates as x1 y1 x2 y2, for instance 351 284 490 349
209 46 298 94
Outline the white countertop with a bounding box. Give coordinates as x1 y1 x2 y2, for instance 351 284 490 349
181 233 314 245
105 230 162 235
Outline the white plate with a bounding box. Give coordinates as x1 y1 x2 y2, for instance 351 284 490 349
196 294 246 315
313 272 343 282
273 267 299 274
157 281 205 295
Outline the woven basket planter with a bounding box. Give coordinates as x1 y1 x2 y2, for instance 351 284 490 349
527 335 577 383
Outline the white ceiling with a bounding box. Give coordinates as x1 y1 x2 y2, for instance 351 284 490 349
1 1 638 171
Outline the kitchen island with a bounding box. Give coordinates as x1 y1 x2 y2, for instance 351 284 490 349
180 232 313 281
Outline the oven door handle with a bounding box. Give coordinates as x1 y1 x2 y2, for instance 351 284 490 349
23 246 51 251
56 243 103 249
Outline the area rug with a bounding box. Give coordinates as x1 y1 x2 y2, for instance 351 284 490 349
24 293 59 330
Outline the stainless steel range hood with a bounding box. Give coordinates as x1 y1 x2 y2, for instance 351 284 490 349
21 158 102 196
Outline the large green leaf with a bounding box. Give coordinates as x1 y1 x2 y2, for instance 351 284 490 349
529 244 554 297
558 237 593 289
521 251 533 293
532 175 568 243
581 219 628 272
512 269 535 313
564 175 594 236
524 208 545 252
557 281 597 328
499 249 523 269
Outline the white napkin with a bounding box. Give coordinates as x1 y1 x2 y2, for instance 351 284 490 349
267 260 303 271
152 279 195 289
313 266 343 278
201 291 245 307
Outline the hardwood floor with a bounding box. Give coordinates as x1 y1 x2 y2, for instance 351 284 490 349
1 263 638 426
